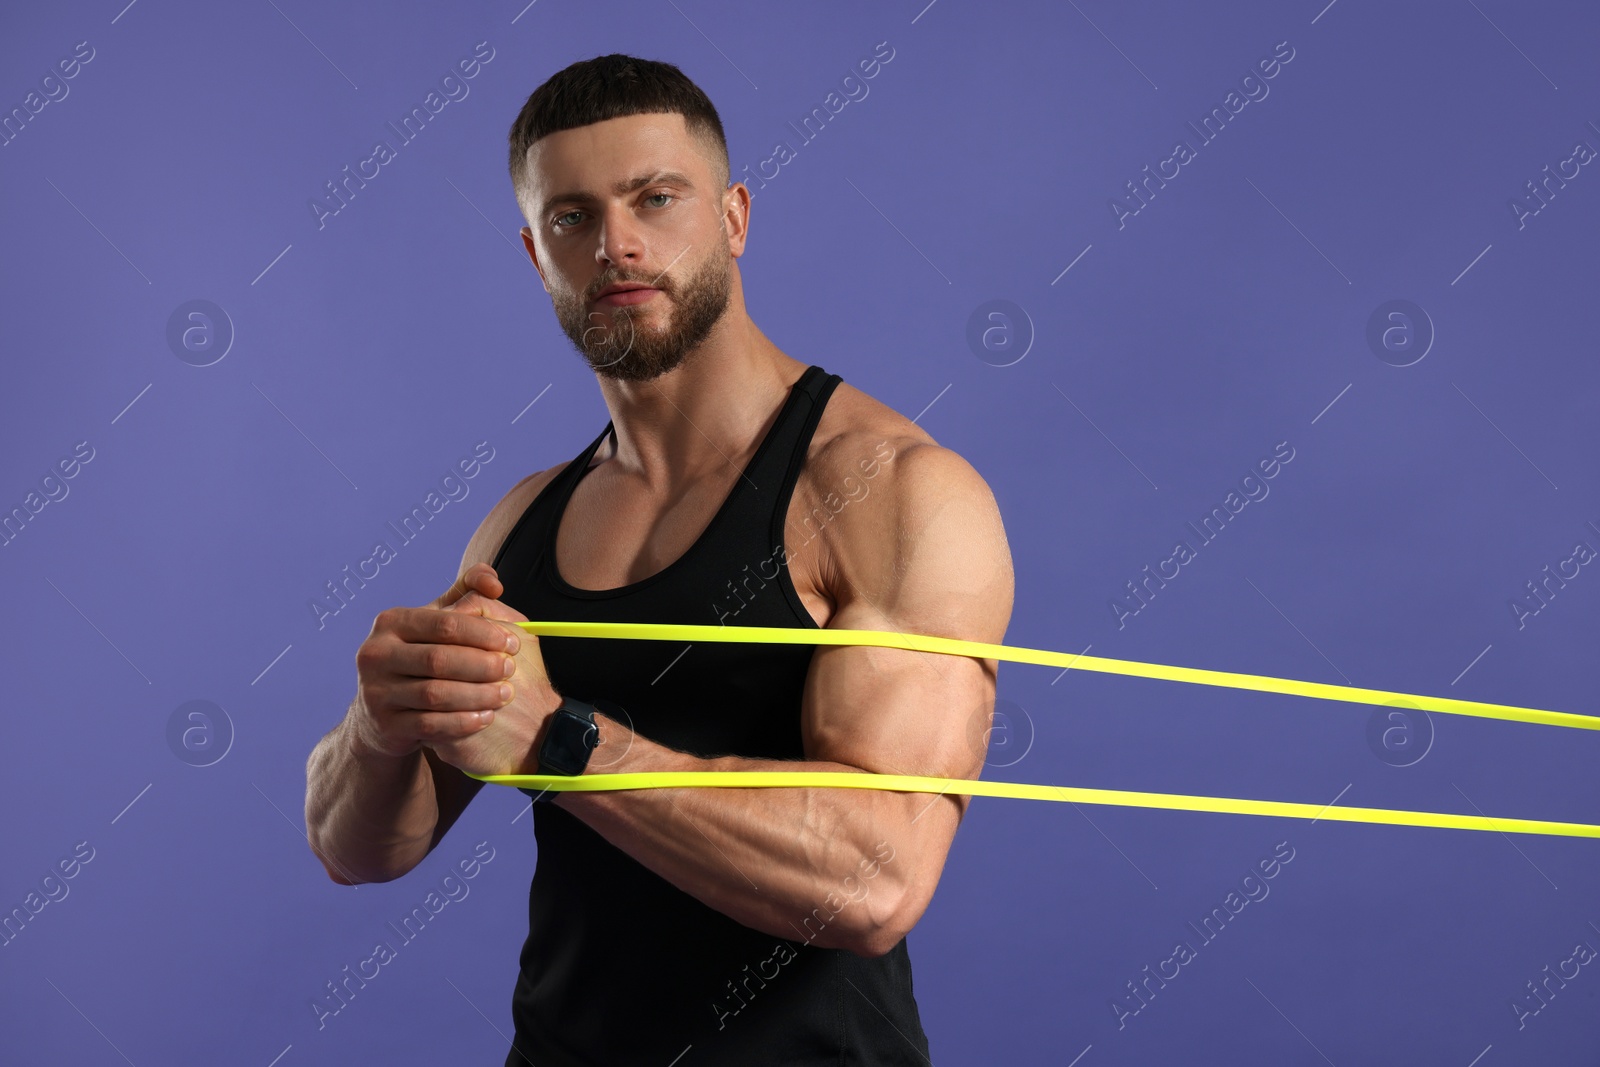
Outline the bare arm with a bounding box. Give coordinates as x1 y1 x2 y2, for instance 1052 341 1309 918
303 570 506 884
303 720 470 886
555 443 1015 955
303 467 558 884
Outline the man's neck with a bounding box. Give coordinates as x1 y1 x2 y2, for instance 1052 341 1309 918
594 344 806 487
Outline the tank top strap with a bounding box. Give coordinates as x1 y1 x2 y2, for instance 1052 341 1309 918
722 363 840 545
746 364 839 493
489 420 612 582
762 365 841 549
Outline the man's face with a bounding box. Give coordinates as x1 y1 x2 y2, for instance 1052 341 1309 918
521 113 733 382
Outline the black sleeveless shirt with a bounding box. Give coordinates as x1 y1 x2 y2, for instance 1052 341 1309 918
489 365 931 1066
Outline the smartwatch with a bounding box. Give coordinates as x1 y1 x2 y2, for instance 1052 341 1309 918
533 696 600 802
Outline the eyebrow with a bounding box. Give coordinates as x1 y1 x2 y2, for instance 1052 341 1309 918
540 170 695 219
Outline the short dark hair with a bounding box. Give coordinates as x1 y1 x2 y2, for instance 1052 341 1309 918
507 53 730 218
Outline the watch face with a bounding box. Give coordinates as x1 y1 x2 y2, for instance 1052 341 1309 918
543 706 598 776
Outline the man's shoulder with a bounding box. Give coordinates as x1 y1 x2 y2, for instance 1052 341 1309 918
804 379 993 507
457 459 570 574
793 379 1004 588
799 378 1014 641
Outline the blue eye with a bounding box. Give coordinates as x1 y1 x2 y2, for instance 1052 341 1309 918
553 193 674 230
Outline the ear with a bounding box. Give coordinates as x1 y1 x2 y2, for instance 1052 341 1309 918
520 227 550 293
722 182 752 257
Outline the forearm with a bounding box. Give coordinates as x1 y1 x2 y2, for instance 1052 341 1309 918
555 715 920 955
304 708 436 884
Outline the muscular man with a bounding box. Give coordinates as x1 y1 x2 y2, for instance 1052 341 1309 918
304 53 1013 1066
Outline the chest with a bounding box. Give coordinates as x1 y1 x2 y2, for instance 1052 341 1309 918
552 460 837 628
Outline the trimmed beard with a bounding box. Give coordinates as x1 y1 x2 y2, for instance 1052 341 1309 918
553 242 733 383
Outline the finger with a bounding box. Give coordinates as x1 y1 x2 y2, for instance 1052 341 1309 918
391 606 515 652
428 568 477 610
386 640 513 684
447 590 531 626
396 676 512 715
400 708 498 745
428 562 503 610
466 562 504 600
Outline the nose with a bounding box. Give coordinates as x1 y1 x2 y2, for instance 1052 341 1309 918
593 203 650 275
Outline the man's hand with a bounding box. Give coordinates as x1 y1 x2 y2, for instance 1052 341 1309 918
424 587 564 777
347 562 547 771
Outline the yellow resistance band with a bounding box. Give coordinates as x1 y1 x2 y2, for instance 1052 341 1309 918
463 621 1600 840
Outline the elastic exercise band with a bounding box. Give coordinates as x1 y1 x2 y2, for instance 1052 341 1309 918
460 621 1600 840
468 771 1600 840
509 620 1599 731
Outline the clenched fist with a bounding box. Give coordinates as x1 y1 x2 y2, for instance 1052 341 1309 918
347 562 563 777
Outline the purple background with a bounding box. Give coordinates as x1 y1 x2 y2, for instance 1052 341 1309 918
4 0 1599 1063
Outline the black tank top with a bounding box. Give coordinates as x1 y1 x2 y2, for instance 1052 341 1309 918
489 365 931 1066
